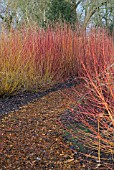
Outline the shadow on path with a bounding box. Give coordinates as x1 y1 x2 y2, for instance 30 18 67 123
0 78 80 118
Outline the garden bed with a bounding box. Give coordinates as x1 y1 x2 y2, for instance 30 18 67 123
0 78 79 118
0 86 113 169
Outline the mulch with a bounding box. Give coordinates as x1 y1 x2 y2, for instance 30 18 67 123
0 78 79 116
0 89 113 169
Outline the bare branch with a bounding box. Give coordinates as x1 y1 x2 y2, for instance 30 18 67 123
84 0 109 29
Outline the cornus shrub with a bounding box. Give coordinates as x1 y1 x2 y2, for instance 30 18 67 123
60 29 114 168
0 24 82 96
0 23 113 168
0 25 113 96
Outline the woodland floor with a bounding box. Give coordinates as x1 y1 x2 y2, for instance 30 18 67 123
0 87 113 170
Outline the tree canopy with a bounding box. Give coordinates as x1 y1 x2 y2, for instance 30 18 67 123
0 0 113 33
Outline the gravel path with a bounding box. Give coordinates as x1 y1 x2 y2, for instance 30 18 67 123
0 78 79 118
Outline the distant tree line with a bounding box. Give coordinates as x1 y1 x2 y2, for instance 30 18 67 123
0 0 113 34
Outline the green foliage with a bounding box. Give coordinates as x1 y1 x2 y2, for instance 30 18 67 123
45 0 77 24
